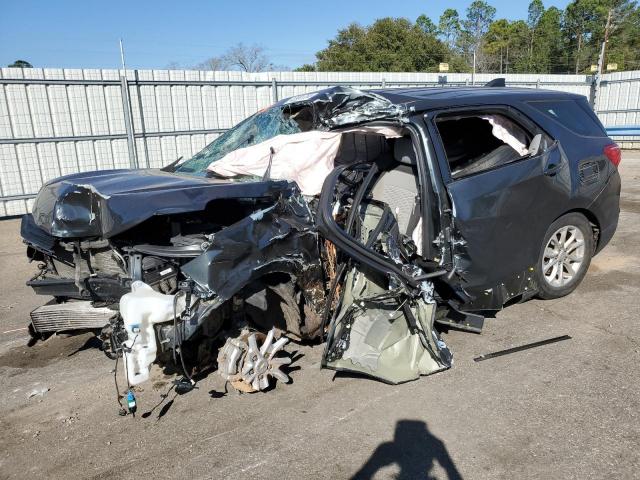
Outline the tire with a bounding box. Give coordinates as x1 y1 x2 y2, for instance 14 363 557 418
535 212 594 300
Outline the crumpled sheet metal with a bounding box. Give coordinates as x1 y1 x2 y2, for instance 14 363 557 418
181 188 319 303
30 168 292 239
283 86 407 129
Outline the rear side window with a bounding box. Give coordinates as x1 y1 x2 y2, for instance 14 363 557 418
435 112 541 179
528 100 605 137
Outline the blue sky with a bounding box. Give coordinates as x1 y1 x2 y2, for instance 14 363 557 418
1 0 570 70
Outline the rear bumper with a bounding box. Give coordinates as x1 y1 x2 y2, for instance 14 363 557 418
589 170 621 254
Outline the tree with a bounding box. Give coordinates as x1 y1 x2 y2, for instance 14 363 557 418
315 18 449 72
222 43 271 72
194 43 289 72
438 9 461 49
303 0 640 74
563 0 597 73
533 7 564 72
315 23 368 71
416 14 438 35
463 1 496 48
484 19 513 73
605 2 640 69
294 64 317 72
194 56 230 71
462 1 496 71
595 0 636 70
559 0 636 73
8 60 32 68
527 0 545 69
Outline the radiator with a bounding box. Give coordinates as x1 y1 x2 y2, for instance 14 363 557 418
30 302 116 333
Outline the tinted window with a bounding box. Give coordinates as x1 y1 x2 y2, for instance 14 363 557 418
529 100 605 137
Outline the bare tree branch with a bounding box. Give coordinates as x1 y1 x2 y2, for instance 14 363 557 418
222 43 271 72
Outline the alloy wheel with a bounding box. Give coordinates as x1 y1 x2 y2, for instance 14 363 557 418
542 225 586 288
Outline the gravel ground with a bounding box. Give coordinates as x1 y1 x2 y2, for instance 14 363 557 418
0 156 638 480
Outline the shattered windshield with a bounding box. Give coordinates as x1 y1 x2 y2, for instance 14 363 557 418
175 105 305 174
174 87 402 176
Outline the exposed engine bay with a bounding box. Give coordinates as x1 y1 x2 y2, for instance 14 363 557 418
20 87 489 409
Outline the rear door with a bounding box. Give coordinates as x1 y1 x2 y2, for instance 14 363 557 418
426 106 572 309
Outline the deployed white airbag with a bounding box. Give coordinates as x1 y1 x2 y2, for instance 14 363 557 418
208 126 403 196
481 115 529 156
209 131 342 196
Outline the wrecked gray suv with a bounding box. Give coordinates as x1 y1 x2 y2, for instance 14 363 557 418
21 85 621 393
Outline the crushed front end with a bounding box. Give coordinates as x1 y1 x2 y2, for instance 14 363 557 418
23 173 325 387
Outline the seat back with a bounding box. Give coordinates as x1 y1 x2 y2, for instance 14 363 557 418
370 138 420 235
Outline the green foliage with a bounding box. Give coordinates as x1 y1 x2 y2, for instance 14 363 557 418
462 0 497 52
439 9 461 49
302 0 640 73
295 64 317 72
416 14 438 35
316 18 448 72
8 60 32 68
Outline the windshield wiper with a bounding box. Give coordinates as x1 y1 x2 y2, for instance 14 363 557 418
161 156 183 173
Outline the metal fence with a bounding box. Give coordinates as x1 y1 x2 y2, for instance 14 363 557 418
0 67 638 217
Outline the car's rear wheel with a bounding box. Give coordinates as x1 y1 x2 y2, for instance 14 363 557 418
536 212 594 299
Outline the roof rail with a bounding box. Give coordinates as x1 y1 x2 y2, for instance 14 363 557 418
484 78 506 87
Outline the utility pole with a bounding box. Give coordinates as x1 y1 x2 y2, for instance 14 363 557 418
592 9 613 110
598 9 613 77
472 49 476 85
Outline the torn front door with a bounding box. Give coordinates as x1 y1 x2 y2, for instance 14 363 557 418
317 163 452 384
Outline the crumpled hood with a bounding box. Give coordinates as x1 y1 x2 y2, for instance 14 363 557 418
31 168 292 238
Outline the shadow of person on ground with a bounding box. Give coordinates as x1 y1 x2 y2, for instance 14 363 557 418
351 420 462 480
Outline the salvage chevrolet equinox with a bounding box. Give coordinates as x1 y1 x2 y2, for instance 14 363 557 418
21 84 621 393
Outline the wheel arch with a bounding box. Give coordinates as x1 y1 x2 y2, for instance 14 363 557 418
553 208 600 253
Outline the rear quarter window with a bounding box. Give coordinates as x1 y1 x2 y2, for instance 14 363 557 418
528 99 606 137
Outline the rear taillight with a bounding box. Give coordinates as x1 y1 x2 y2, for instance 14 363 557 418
604 143 621 168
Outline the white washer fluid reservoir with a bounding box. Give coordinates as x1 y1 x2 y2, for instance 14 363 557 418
119 281 186 385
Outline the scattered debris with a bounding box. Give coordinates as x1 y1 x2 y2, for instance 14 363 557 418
474 335 572 362
27 385 49 399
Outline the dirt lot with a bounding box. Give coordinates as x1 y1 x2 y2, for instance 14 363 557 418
0 157 639 480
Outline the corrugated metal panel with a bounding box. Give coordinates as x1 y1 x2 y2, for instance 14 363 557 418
0 67 637 217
